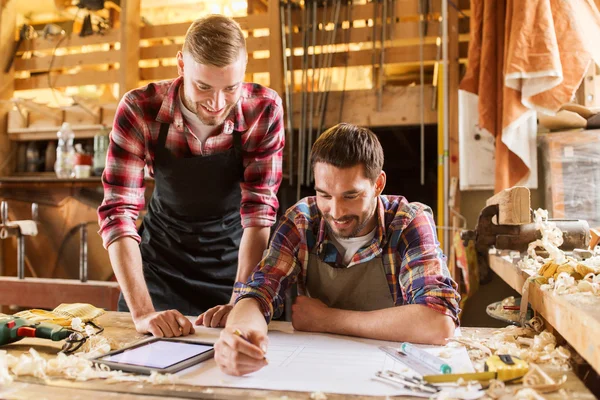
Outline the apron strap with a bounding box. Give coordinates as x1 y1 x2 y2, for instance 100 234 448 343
157 122 170 150
232 130 245 182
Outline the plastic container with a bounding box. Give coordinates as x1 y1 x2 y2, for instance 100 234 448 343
55 122 75 178
74 164 91 178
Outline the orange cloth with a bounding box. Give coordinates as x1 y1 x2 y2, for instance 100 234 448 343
460 0 596 192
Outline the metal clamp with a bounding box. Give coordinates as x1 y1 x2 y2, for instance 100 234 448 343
0 201 38 280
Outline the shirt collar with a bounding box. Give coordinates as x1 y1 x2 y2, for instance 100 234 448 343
316 196 386 249
155 77 248 134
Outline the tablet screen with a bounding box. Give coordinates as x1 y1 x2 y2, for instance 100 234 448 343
99 340 213 369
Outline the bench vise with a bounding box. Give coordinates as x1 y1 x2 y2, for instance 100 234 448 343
461 204 591 254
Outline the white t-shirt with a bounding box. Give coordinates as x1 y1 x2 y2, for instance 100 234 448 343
329 228 376 267
177 91 216 145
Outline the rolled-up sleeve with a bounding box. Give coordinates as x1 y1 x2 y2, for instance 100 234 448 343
97 95 147 249
398 208 461 325
240 97 284 228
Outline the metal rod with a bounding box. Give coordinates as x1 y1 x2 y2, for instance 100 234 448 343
371 0 379 93
317 0 342 141
306 0 318 186
339 0 353 122
286 0 295 186
17 233 25 280
376 0 388 111
442 0 450 255
297 1 310 200
315 0 329 115
79 223 88 283
419 0 425 186
281 0 294 186
0 201 6 225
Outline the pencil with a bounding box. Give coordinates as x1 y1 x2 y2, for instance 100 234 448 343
232 329 268 363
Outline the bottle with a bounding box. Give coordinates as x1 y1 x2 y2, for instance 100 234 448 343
93 131 109 176
25 142 41 173
45 141 57 172
55 122 75 178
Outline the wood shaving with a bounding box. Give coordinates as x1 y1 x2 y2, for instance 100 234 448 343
523 364 567 393
527 317 545 333
514 388 546 400
0 351 14 385
0 347 177 385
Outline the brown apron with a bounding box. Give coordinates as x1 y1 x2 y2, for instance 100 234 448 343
305 251 394 311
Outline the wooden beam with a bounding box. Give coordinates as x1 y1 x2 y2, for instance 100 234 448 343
139 57 271 81
14 69 118 91
18 30 121 54
291 85 437 129
486 186 531 225
0 1 16 177
14 50 120 72
267 0 284 96
289 1 468 27
289 44 439 70
138 35 270 60
139 14 268 40
119 0 141 96
0 277 121 311
7 124 109 142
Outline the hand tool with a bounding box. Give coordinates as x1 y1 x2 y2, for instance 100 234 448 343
374 370 440 394
461 204 591 254
423 354 529 384
0 314 103 354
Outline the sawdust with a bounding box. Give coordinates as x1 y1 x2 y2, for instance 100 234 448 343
516 208 600 297
461 320 571 374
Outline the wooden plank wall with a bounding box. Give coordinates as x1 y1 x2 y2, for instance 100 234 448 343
10 0 469 129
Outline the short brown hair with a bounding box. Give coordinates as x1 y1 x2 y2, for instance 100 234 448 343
310 123 384 181
182 15 246 67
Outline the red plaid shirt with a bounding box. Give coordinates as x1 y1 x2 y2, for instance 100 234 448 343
98 77 284 248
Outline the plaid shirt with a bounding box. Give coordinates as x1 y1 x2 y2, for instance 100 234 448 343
98 77 284 248
235 195 461 324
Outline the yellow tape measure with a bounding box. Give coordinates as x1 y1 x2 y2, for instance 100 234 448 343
423 354 529 384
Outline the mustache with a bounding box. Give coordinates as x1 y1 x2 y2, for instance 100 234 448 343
325 215 358 223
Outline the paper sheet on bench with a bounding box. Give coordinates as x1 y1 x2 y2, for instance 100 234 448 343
177 322 474 397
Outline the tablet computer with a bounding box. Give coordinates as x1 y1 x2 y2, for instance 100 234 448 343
93 337 214 375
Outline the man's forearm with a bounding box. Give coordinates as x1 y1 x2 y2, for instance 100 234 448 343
324 305 455 344
108 236 154 319
227 298 268 334
234 226 270 291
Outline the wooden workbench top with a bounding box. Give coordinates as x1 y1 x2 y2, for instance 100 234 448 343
489 251 600 375
0 312 595 399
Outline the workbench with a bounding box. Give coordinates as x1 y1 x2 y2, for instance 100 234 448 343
489 251 600 376
0 312 595 399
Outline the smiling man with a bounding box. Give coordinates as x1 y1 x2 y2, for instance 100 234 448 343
98 15 284 338
209 123 460 376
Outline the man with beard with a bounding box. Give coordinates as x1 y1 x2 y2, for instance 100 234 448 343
208 123 461 376
98 15 284 337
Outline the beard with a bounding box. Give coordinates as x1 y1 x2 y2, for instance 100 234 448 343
180 89 237 126
195 102 236 126
324 198 378 239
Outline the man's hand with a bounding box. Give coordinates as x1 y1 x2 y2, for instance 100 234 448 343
195 304 233 328
133 310 195 337
291 295 331 332
214 327 268 376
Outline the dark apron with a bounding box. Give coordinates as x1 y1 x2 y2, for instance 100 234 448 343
304 251 394 311
118 122 244 316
